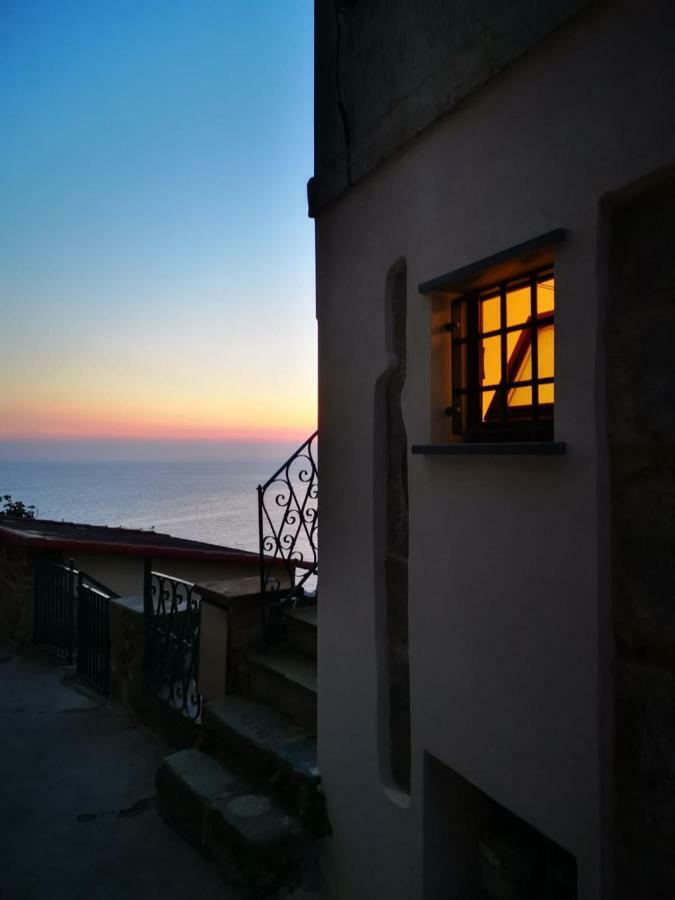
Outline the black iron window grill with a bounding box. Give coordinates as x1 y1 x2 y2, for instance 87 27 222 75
449 268 555 441
143 567 202 721
257 430 318 613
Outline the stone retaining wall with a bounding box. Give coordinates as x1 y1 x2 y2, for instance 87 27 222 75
609 174 675 897
108 594 145 710
0 545 38 646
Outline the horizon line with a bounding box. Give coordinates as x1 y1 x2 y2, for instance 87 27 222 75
0 433 315 445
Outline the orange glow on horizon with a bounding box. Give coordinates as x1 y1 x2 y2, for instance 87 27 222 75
1 383 316 443
0 411 315 443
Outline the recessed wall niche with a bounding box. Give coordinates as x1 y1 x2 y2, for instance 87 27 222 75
424 753 577 899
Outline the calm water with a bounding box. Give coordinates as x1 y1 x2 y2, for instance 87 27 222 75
0 460 276 553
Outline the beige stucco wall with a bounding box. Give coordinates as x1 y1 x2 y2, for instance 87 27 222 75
72 553 145 597
71 553 260 598
314 3 675 899
150 557 259 587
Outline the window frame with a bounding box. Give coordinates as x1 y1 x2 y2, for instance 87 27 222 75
449 267 555 443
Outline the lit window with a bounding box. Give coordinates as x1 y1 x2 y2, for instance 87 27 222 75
450 270 555 440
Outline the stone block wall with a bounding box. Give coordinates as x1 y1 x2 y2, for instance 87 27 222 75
310 0 591 215
383 263 410 792
608 175 675 898
108 594 145 710
0 545 37 646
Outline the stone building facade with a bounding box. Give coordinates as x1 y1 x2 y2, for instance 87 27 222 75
0 544 40 646
311 2 675 898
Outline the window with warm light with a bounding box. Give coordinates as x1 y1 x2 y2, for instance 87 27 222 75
449 269 555 441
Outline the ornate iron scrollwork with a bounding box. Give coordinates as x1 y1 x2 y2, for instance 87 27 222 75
258 430 318 608
144 571 202 720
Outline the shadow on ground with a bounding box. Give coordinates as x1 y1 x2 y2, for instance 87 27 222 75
0 644 239 900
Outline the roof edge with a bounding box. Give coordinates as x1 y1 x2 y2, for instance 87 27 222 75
0 524 262 566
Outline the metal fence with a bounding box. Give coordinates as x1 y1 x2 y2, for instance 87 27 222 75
34 560 76 663
257 429 318 611
76 579 111 695
33 560 117 694
143 567 202 721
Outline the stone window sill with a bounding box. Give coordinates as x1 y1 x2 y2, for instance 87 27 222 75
411 441 566 456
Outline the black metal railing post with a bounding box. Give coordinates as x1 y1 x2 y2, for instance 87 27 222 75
65 558 75 665
76 568 83 674
76 568 83 684
143 557 152 684
257 481 271 644
257 483 265 596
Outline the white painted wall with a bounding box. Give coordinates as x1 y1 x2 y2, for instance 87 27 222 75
315 3 675 899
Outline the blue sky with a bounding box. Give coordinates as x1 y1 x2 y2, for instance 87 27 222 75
0 1 316 457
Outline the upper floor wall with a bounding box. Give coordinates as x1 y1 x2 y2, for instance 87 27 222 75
309 0 591 217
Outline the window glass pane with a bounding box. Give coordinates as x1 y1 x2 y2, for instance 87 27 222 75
480 295 500 333
537 275 555 314
506 282 531 327
537 324 555 379
539 382 554 404
481 335 501 387
506 328 531 382
449 268 555 437
481 335 501 417
482 388 505 422
508 385 532 407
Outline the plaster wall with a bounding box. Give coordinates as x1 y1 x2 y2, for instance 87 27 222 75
608 178 675 897
314 3 675 899
73 553 145 597
72 553 259 598
151 557 259 588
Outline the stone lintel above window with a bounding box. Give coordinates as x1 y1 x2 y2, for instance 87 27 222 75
418 229 567 297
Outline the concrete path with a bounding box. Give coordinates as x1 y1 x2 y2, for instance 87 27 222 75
0 644 239 900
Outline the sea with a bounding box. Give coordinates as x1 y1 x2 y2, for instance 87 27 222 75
0 459 276 553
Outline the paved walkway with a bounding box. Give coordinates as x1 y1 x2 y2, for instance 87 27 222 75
0 644 239 900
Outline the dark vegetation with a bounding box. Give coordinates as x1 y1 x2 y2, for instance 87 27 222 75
1 495 37 518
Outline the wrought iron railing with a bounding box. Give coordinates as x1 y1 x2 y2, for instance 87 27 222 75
34 560 76 663
33 559 117 694
143 566 202 721
77 580 111 695
257 430 318 615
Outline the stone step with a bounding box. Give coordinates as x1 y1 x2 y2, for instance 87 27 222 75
202 694 328 834
243 649 317 732
156 748 306 896
285 605 317 659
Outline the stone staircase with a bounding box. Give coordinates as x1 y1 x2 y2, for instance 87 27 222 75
155 603 324 897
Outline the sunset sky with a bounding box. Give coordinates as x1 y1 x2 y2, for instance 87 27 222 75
1 1 315 458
